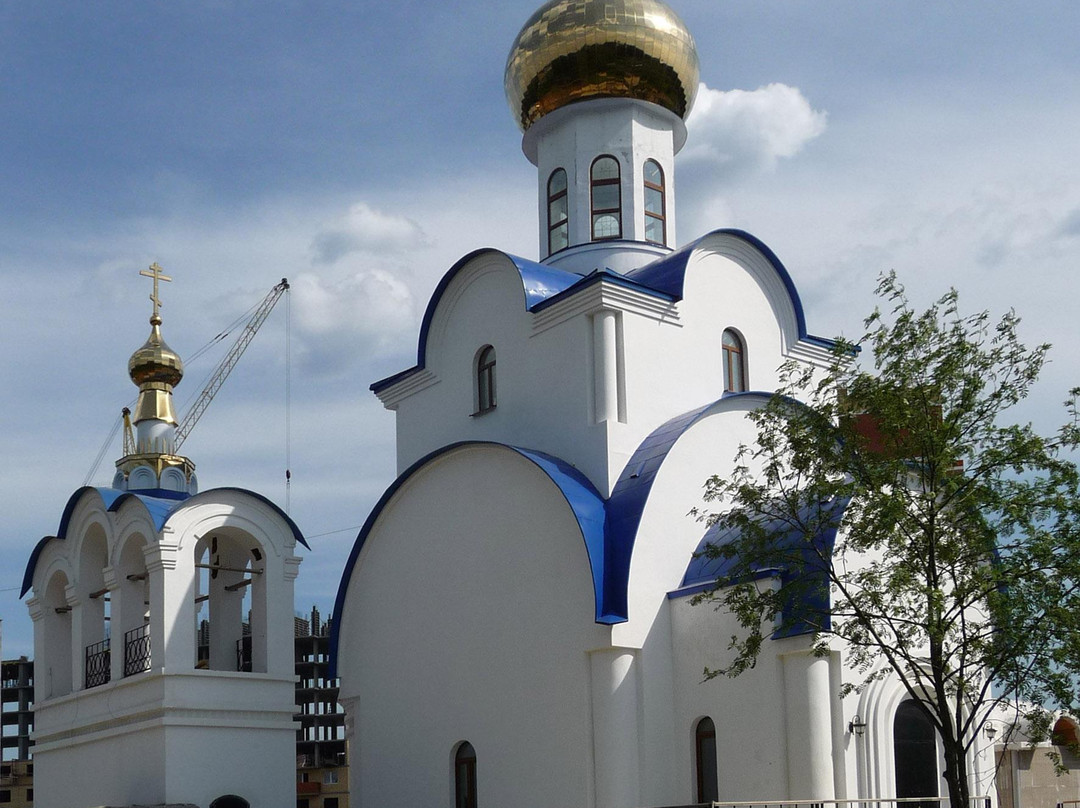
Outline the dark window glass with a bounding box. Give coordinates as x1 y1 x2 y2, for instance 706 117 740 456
548 168 569 254
722 329 746 392
591 156 621 240
643 159 666 245
695 717 718 802
477 346 496 413
894 700 938 808
455 741 477 808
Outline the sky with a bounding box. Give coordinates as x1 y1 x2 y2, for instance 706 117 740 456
2 0 1080 659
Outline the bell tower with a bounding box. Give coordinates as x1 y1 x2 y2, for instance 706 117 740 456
24 265 305 808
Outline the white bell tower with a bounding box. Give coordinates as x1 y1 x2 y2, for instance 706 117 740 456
24 265 305 808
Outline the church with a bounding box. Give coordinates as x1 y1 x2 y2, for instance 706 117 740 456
20 1 1005 807
329 0 999 806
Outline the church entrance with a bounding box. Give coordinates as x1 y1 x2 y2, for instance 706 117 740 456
893 700 939 807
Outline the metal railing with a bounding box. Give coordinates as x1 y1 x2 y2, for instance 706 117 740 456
236 635 252 672
123 623 151 676
650 799 993 808
84 638 111 688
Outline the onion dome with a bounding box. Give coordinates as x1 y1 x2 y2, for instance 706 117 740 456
129 313 184 388
128 310 184 427
505 0 701 131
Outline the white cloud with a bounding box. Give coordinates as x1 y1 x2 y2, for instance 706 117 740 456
290 267 417 375
683 82 827 174
311 201 428 264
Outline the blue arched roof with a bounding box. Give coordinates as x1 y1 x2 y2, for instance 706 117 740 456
369 249 678 393
371 250 585 393
329 441 609 677
371 232 838 394
625 228 838 349
670 496 850 638
601 392 778 621
21 486 308 598
329 396 790 673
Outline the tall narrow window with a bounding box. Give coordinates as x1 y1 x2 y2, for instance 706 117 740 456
695 717 718 803
548 168 569 254
454 742 477 808
722 329 746 392
591 156 621 240
476 346 496 414
643 159 666 245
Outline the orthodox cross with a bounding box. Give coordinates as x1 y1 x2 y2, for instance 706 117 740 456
140 262 172 320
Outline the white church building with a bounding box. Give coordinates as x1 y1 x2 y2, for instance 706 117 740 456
329 0 999 806
20 1 1003 807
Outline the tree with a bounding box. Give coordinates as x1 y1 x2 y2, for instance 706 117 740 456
696 272 1080 807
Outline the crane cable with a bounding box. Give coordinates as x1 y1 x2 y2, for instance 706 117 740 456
285 284 292 514
83 412 125 487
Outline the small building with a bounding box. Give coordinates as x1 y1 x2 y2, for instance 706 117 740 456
0 760 33 808
1 657 33 763
21 268 306 808
295 611 348 808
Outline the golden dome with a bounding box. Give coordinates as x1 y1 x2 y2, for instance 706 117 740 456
505 0 700 131
129 314 184 388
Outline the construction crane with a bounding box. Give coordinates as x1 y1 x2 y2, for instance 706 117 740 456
85 278 292 489
173 278 290 451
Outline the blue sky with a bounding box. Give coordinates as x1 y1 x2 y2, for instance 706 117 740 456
3 0 1080 659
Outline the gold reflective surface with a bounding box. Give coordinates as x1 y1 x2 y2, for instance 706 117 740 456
129 320 184 387
505 0 700 130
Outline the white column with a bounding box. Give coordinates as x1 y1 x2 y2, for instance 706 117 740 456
590 648 641 808
146 540 185 671
783 649 836 800
66 585 84 691
104 566 124 682
593 310 619 424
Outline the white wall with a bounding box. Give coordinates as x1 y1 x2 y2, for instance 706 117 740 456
337 445 610 807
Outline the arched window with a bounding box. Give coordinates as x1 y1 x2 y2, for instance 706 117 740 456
454 741 477 808
194 533 267 673
1052 716 1080 747
476 346 496 414
548 168 569 255
643 159 666 245
591 156 621 240
893 700 938 806
695 717 718 803
722 329 747 392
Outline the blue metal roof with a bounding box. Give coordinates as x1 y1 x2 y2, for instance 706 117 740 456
328 441 609 677
625 228 839 350
670 496 851 638
21 486 308 598
599 392 780 621
371 231 839 395
329 395 789 673
370 250 588 393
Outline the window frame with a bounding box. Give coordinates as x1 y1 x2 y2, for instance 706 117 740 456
643 159 666 246
695 716 718 803
475 345 497 415
590 155 622 241
547 168 569 255
722 329 747 393
454 741 477 808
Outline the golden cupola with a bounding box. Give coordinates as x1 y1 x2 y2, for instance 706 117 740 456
129 311 184 426
504 0 701 131
114 263 197 494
